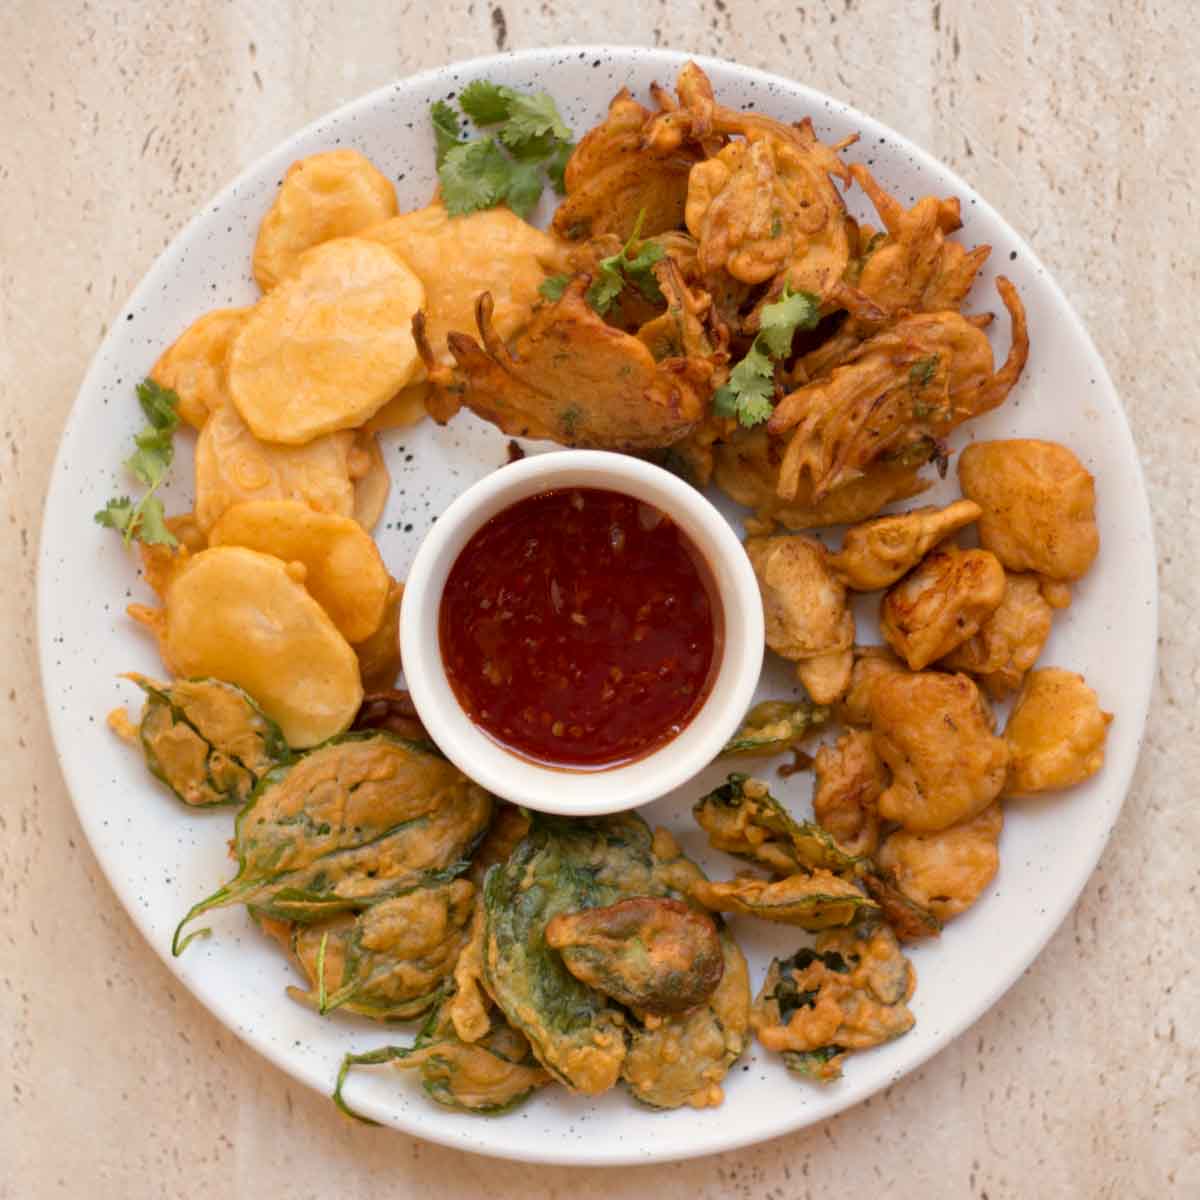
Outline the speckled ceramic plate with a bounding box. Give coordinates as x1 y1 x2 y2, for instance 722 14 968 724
38 47 1156 1165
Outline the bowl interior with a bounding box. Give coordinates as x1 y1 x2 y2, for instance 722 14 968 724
400 451 764 815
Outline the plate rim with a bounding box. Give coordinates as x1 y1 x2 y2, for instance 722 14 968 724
36 43 1159 1166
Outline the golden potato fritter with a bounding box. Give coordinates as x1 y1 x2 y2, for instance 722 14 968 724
829 499 982 591
812 729 887 857
149 307 250 430
880 546 1007 670
958 439 1100 581
1003 668 1112 795
418 281 710 450
940 572 1056 697
870 670 1009 833
745 534 855 703
877 803 1003 922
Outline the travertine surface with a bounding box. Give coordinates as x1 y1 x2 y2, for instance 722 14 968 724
1 2 1196 1196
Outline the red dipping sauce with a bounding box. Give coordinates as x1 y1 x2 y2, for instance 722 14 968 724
439 488 722 770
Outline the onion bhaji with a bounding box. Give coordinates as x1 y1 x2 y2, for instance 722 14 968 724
1003 668 1112 795
880 546 1007 670
959 439 1100 581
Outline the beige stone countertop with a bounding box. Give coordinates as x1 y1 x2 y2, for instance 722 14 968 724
2 2 1196 1196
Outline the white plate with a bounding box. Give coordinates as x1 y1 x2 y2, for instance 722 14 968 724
37 47 1157 1165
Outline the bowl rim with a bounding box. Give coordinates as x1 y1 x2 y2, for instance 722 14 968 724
399 449 765 816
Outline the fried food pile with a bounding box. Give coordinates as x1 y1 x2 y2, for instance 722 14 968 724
100 62 1114 1119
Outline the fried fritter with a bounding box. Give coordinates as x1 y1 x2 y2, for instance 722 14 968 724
689 870 876 929
546 897 724 1014
876 803 1003 922
769 278 1029 502
720 698 831 757
870 670 1009 833
829 499 982 591
958 439 1100 581
1003 668 1112 795
745 533 855 703
812 729 887 857
751 924 915 1082
552 88 703 242
839 646 911 727
880 546 1007 670
715 427 932 533
418 281 710 450
149 307 250 429
940 571 1055 697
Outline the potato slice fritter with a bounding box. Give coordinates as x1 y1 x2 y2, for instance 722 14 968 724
940 571 1055 697
1003 668 1112 795
135 545 363 748
149 306 250 429
880 546 1007 670
745 533 855 704
208 500 390 643
420 280 710 451
876 803 1003 923
958 439 1100 581
193 403 357 535
870 670 1009 833
364 203 568 371
829 499 982 591
253 148 398 291
230 237 425 444
546 897 724 1014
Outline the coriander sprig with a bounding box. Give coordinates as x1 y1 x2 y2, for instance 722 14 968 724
432 81 574 219
538 212 666 314
94 378 182 547
713 286 821 427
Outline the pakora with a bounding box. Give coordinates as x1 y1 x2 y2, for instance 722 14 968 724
1003 668 1112 795
880 546 1006 670
745 533 855 703
811 729 887 857
876 803 1003 922
959 439 1100 581
870 669 1009 833
720 698 831 758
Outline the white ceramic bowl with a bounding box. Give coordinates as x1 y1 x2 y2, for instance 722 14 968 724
400 450 764 814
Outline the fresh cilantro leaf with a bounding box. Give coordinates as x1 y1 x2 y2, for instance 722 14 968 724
439 138 513 216
430 100 461 166
458 80 514 125
136 378 181 432
94 497 136 536
758 286 820 358
96 379 181 547
622 240 665 303
586 264 626 315
504 158 545 218
721 342 777 426
500 91 571 149
538 274 571 302
545 141 574 195
135 495 176 546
